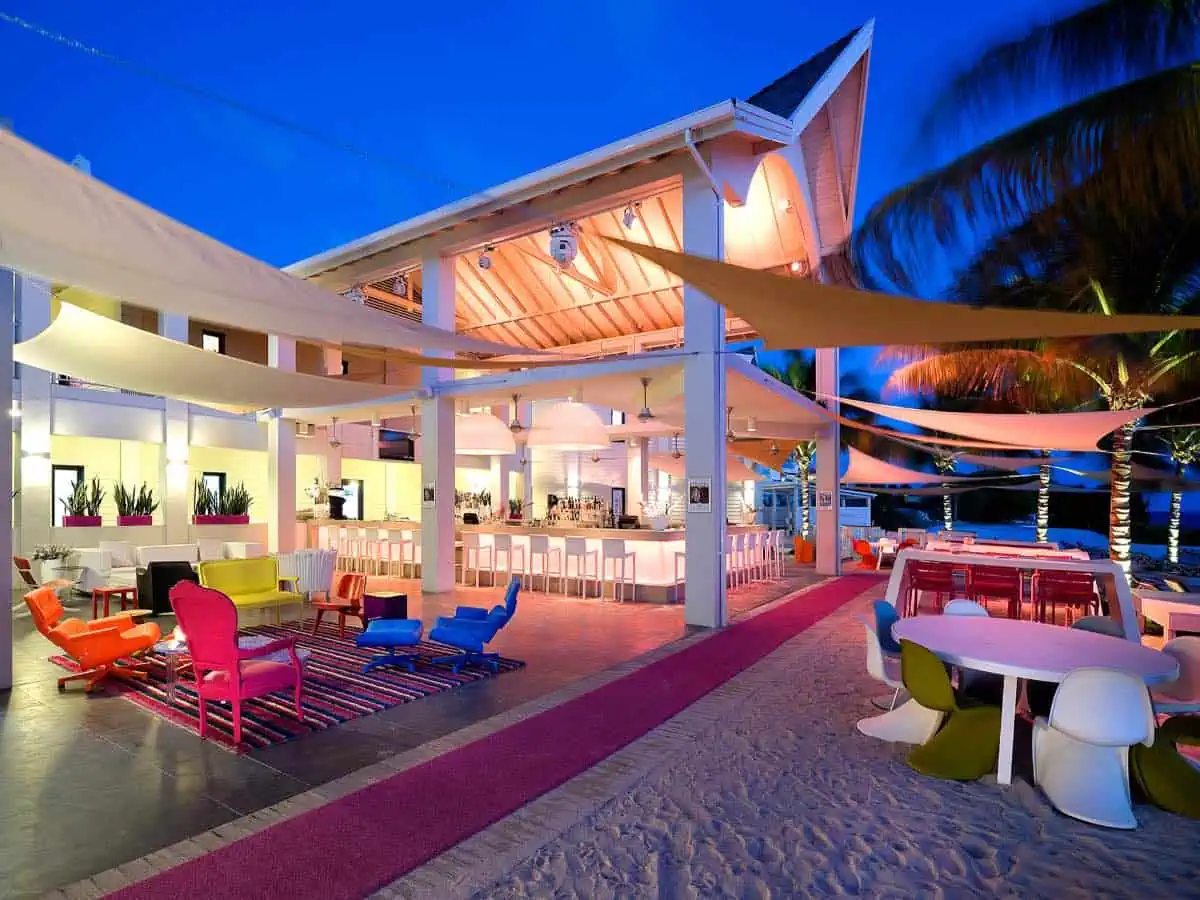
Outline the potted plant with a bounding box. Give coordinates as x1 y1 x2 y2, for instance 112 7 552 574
508 498 524 522
61 477 103 527
193 479 253 525
115 481 158 526
33 544 75 584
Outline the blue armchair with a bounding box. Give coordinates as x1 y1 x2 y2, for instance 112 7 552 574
429 578 519 672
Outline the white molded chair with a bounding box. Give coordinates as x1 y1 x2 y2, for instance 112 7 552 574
1032 667 1156 829
602 539 636 603
726 534 747 588
943 599 991 617
855 618 944 745
767 530 785 579
563 537 598 598
673 551 685 603
399 531 422 579
460 533 494 587
528 535 562 593
1151 636 1200 714
492 534 529 588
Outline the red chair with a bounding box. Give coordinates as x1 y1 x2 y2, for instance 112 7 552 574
966 565 1023 618
311 572 368 638
170 581 303 746
852 539 878 571
13 556 38 589
905 561 957 615
1033 570 1099 625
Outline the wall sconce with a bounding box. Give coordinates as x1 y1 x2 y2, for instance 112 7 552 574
8 403 20 418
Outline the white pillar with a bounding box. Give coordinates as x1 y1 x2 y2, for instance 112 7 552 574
268 336 297 553
682 167 727 628
520 400 534 519
421 254 456 592
16 276 52 555
489 403 512 517
0 270 15 689
625 437 650 515
159 314 191 545
815 347 841 575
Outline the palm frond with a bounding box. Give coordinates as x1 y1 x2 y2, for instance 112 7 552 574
918 1 1200 144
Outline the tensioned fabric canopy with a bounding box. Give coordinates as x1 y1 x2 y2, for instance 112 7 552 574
731 439 803 473
15 304 407 413
608 238 1200 347
649 452 761 483
0 131 532 357
958 452 1050 472
840 446 984 486
837 398 1149 452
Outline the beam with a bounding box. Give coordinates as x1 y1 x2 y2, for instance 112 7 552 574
510 241 614 296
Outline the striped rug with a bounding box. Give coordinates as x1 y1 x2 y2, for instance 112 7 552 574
51 619 523 753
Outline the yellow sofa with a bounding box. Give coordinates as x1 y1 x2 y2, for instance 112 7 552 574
197 558 302 619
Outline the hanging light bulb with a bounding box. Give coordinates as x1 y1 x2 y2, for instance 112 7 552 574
725 407 735 441
637 376 655 423
508 393 525 433
622 202 640 229
671 433 682 460
769 441 780 455
345 286 366 305
478 246 494 270
392 273 409 297
328 416 343 448
408 404 422 439
590 451 601 464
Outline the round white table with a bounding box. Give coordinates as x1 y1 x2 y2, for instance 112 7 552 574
892 616 1178 785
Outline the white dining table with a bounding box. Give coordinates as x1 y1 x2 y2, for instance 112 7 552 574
892 615 1179 785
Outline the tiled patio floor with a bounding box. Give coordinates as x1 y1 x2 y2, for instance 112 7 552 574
1 564 823 898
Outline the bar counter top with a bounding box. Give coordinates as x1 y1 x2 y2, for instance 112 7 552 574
457 523 766 542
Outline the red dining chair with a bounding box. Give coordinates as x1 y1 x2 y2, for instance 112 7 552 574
1033 570 1099 625
905 561 957 615
966 565 1023 619
852 539 879 571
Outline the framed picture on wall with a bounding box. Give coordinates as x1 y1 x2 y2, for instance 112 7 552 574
816 490 834 510
611 487 626 518
686 477 712 513
422 483 435 508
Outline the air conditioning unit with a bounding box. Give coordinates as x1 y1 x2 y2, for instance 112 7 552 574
295 422 316 438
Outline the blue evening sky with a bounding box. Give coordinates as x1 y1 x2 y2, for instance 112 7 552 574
0 0 1076 390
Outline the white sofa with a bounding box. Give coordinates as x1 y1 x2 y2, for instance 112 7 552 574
73 542 201 592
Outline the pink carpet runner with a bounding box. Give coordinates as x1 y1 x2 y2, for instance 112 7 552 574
108 574 876 899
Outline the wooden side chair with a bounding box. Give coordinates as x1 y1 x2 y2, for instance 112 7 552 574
311 572 368 638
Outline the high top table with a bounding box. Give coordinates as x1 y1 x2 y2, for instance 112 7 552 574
892 615 1178 785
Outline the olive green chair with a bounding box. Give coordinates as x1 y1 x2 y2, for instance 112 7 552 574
1130 715 1200 819
901 639 1004 780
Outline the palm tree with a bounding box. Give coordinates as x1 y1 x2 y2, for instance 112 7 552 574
932 451 958 531
853 2 1200 576
1162 427 1200 564
759 352 818 537
1036 451 1053 544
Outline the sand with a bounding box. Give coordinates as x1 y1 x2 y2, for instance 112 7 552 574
463 583 1200 899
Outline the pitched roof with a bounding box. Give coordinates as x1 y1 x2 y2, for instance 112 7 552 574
746 26 862 120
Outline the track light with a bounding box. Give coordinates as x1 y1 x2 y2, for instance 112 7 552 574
392 273 408 297
345 286 366 304
622 202 640 229
637 376 655 423
478 246 494 270
509 393 525 433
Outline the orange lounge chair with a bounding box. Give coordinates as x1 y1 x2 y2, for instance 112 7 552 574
852 539 879 570
25 586 161 692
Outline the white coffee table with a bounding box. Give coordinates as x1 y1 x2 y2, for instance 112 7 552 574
892 615 1178 785
153 635 311 703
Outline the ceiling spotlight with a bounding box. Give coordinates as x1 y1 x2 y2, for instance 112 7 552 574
508 393 525 433
777 198 792 213
789 260 804 273
725 406 735 441
345 286 366 305
408 404 421 439
637 376 655 423
769 441 780 455
746 416 758 433
590 451 601 464
478 247 494 270
392 273 408 297
7 403 20 418
671 433 682 460
622 202 641 229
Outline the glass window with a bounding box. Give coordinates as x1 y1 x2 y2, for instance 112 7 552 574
341 359 350 376
202 471 226 500
201 330 226 354
52 465 84 527
610 410 625 426
341 478 364 520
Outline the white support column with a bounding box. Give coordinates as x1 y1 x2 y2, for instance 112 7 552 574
320 348 344 487
159 314 191 545
815 347 841 575
268 336 297 554
0 270 15 690
625 437 650 515
489 403 512 517
682 167 728 628
421 254 456 592
520 400 534 519
16 276 52 555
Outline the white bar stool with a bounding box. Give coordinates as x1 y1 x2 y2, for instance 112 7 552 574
602 539 637 603
460 532 493 587
673 551 685 603
399 530 421 578
726 533 747 588
528 535 562 593
492 534 529 587
563 537 599 598
769 530 785 579
362 528 389 575
337 527 361 572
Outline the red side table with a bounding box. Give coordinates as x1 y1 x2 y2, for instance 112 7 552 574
92 585 138 618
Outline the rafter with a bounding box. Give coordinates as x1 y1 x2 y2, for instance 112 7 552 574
510 242 614 296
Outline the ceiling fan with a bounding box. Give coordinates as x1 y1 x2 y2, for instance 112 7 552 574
328 416 343 449
509 393 525 434
671 432 682 460
408 405 421 439
637 377 655 423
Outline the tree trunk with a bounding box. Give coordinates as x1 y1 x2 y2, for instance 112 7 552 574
1109 421 1135 578
942 488 953 532
1168 488 1183 566
1036 462 1051 544
799 464 812 540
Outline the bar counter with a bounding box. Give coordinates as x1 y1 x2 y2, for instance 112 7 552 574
458 523 768 603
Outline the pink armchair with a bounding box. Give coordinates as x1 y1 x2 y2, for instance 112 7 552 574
169 581 304 745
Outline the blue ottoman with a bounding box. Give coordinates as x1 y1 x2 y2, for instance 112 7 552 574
355 618 424 674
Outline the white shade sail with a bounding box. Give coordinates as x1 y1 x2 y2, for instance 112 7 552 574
838 398 1150 452
649 452 762 483
0 130 530 357
958 452 1050 472
841 446 989 486
455 412 516 456
14 304 407 413
526 402 610 451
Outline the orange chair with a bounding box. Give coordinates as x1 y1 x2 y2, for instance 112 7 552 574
905 561 958 615
310 572 368 638
852 539 879 570
24 586 161 691
967 565 1023 618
